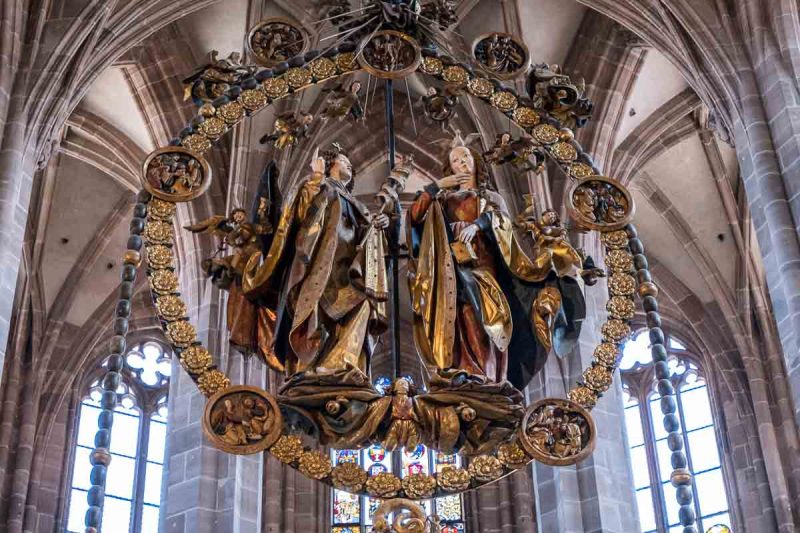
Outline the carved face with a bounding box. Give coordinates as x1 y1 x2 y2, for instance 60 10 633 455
232 210 246 223
542 210 559 226
350 81 361 93
330 154 353 184
448 146 475 176
393 378 410 395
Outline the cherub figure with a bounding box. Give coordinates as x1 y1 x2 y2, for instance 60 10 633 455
185 206 270 289
182 50 256 105
259 111 314 150
321 80 364 122
421 85 460 130
483 132 544 173
382 378 421 452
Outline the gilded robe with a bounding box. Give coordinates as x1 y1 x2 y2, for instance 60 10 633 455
407 184 586 390
242 173 388 376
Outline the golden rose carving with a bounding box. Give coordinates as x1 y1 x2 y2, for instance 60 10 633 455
182 134 212 154
512 106 540 129
608 273 636 297
197 117 226 139
366 472 402 498
605 249 634 272
437 466 471 492
335 52 357 72
143 220 173 245
601 230 629 249
421 56 443 75
570 162 595 179
270 435 304 464
310 57 336 80
331 462 368 492
490 91 518 113
467 77 494 98
467 455 503 482
217 102 245 124
166 320 197 347
285 67 312 89
146 245 175 270
149 269 179 295
442 65 468 84
607 295 635 320
298 451 332 480
180 345 212 375
262 77 289 99
532 123 560 144
401 473 437 499
239 89 268 111
551 141 578 162
155 294 186 322
197 369 231 397
601 319 632 343
593 343 620 367
568 386 598 409
583 364 614 393
497 442 529 469
148 198 177 220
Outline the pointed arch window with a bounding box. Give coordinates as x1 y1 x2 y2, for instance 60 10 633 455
65 342 171 533
620 331 733 533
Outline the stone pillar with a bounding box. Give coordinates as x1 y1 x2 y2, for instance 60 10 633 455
529 236 640 533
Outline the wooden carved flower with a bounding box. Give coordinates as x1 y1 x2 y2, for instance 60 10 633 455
270 435 304 464
497 443 529 470
331 462 368 492
467 456 503 483
298 451 333 480
437 466 471 493
366 472 402 498
401 473 437 499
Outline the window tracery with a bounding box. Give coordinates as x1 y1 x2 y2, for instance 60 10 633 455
620 331 733 533
65 342 171 533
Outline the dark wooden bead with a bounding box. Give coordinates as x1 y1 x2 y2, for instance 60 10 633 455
127 235 142 251
629 238 644 254
109 335 126 354
116 300 131 318
133 203 147 218
662 413 679 432
676 485 693 505
87 486 105 507
661 395 677 415
121 264 136 282
637 269 652 284
633 254 648 270
642 295 659 312
679 506 696 525
671 451 688 469
651 343 668 362
649 327 665 345
667 432 684 451
646 311 662 329
102 372 121 391
89 465 107 486
113 317 128 336
85 505 102 527
136 190 151 203
658 379 675 397
625 224 638 239
129 218 145 235
94 429 111 449
106 354 124 372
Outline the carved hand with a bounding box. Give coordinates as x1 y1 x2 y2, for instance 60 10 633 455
436 173 472 189
310 147 325 175
458 223 479 243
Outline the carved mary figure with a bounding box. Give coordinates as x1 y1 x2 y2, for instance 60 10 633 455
406 136 586 390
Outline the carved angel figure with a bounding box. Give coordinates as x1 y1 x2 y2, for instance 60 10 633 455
321 81 364 122
526 63 593 129
182 50 257 106
406 131 586 390
483 132 544 173
382 378 422 451
421 85 460 130
259 111 314 150
242 144 394 377
186 183 274 355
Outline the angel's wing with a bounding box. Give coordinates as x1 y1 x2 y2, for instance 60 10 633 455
183 215 230 236
463 133 482 147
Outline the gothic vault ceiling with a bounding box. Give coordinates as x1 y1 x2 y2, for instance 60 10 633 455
38 0 742 338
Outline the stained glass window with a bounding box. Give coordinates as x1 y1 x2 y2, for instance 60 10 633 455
620 331 733 533
65 342 171 533
330 379 466 532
